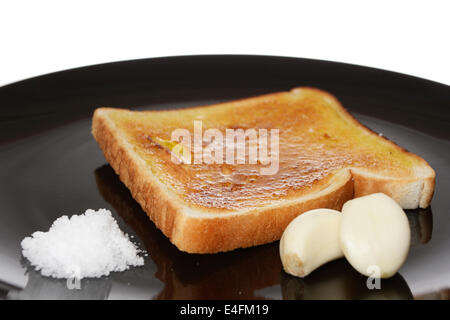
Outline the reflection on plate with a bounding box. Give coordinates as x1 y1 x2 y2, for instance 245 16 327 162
5 164 434 300
95 165 282 299
94 165 433 300
415 288 450 300
7 258 112 300
281 259 413 300
406 207 433 247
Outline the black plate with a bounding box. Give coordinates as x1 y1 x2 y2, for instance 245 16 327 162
0 55 449 300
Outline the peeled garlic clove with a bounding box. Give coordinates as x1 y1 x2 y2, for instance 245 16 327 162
280 209 343 277
340 193 411 279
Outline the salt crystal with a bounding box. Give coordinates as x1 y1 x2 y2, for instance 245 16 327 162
21 209 144 279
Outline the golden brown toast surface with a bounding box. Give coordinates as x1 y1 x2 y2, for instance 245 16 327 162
103 88 431 211
92 87 435 253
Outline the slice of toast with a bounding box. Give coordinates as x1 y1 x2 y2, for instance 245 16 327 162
92 87 435 253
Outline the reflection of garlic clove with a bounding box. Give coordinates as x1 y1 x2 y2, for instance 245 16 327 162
340 193 410 279
280 209 343 277
280 259 414 300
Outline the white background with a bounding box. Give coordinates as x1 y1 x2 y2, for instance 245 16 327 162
0 0 449 86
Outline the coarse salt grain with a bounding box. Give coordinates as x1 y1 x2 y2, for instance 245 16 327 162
21 209 144 279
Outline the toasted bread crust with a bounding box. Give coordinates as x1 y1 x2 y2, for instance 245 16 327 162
311 88 435 208
92 111 182 239
172 170 354 253
350 168 435 209
92 87 435 253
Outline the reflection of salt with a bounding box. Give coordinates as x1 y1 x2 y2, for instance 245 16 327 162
21 209 144 279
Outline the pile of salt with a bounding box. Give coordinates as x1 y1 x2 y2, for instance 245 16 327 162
21 209 144 279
